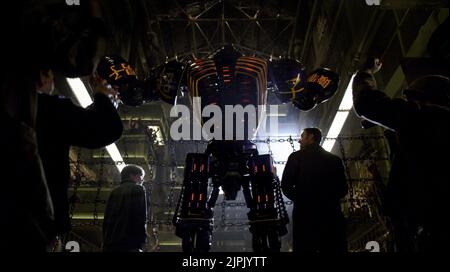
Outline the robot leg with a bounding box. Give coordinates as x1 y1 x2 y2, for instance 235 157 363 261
173 153 213 252
178 222 212 253
247 154 286 252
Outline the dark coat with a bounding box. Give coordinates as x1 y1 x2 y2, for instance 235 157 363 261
281 144 348 252
1 110 55 251
353 71 450 251
103 181 148 251
36 92 123 235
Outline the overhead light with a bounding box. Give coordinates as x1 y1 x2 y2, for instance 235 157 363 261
71 213 104 220
66 78 125 172
322 74 355 152
159 242 181 246
105 144 126 172
147 125 165 145
338 76 355 111
66 78 94 108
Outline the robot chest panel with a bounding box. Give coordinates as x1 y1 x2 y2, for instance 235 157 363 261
188 57 268 108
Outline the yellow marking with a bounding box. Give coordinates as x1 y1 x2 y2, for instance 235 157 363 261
108 63 136 81
287 74 303 99
307 74 332 89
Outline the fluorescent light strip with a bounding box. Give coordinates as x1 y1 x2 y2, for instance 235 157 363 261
338 74 355 111
322 139 336 153
66 78 125 172
66 78 94 108
159 242 182 246
321 74 355 152
105 144 126 172
71 213 104 220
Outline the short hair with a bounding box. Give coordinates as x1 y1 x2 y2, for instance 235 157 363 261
302 127 322 143
121 164 145 182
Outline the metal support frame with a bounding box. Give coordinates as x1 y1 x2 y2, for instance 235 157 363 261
383 9 410 58
300 0 319 62
288 0 302 58
148 0 296 59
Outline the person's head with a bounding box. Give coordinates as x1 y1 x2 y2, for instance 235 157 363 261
121 165 145 185
403 75 449 108
35 68 55 94
299 127 322 149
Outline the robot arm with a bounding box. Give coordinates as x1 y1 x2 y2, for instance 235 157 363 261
96 53 340 112
268 58 340 111
96 56 185 106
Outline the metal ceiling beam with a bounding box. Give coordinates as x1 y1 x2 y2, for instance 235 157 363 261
235 5 253 19
141 0 167 65
237 17 253 45
288 0 302 58
191 20 198 56
255 19 276 47
151 17 294 22
313 0 345 68
196 23 215 52
393 10 407 56
225 21 240 45
354 9 380 66
381 9 410 59
221 0 225 45
262 20 293 53
232 44 272 58
384 9 449 97
194 0 221 20
300 0 319 62
156 18 169 61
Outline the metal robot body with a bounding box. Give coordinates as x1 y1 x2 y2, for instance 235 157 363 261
96 46 339 252
173 46 288 252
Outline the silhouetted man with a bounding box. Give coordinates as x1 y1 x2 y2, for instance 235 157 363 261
1 0 109 251
353 58 450 252
35 67 123 250
103 165 148 252
282 128 348 253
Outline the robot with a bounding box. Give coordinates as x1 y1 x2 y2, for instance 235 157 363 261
96 45 340 252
